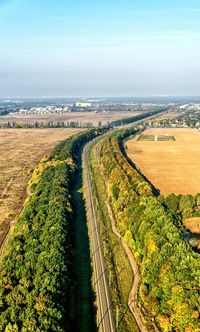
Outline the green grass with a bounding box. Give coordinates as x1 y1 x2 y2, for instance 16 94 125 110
138 134 176 141
157 135 175 141
138 135 155 141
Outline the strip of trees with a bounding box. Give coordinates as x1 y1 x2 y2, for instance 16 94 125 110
108 108 167 128
163 193 200 220
0 108 168 129
0 128 105 332
99 127 200 332
0 120 95 129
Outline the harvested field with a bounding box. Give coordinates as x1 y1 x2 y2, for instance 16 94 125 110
183 217 200 234
183 218 200 249
126 128 200 196
0 111 141 127
0 128 84 251
154 111 178 121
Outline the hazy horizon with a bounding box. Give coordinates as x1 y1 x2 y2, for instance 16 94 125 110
1 95 200 100
0 0 200 97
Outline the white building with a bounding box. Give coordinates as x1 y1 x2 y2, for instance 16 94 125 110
75 102 92 108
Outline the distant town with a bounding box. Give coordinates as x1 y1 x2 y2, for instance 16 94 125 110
0 97 199 130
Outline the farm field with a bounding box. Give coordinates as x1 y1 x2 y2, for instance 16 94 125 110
0 128 84 252
153 111 178 121
0 111 141 127
126 128 200 196
183 217 200 234
183 217 200 249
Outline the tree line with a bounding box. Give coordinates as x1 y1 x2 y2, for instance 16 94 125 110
0 128 106 331
0 121 95 129
99 127 200 332
0 108 168 130
108 108 167 128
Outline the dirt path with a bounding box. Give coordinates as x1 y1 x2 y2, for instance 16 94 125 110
105 201 148 332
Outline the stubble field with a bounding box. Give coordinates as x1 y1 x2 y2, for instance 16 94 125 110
126 128 200 196
0 111 141 127
0 128 84 252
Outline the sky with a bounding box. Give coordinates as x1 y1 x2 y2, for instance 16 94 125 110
0 0 200 97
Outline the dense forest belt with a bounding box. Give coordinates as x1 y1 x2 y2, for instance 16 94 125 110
0 128 106 332
0 110 168 332
104 199 149 332
98 127 200 332
162 193 200 251
108 108 167 128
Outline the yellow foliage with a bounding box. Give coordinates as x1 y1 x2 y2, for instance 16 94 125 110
156 315 171 332
144 233 158 256
5 324 19 332
191 311 199 319
185 325 200 332
159 262 171 279
148 238 157 255
107 182 113 197
118 221 127 234
171 303 189 328
124 230 135 251
185 325 193 332
28 157 72 188
34 295 47 312
124 230 132 242
110 167 121 182
172 285 184 295
139 184 152 196
50 226 56 233
117 211 125 222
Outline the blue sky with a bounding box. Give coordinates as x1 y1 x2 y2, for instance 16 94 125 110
0 0 200 97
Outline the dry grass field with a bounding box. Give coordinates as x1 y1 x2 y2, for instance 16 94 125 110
0 128 84 251
153 111 178 121
183 217 200 234
183 217 200 249
126 128 200 196
0 111 141 127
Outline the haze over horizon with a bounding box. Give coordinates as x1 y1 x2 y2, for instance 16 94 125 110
0 0 200 98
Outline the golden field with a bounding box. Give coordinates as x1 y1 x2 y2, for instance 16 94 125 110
0 111 141 127
126 128 200 196
0 128 84 251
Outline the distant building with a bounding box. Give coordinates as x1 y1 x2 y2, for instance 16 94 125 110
180 104 189 110
75 102 92 108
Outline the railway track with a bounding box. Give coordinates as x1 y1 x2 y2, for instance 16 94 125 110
82 111 168 331
83 141 116 332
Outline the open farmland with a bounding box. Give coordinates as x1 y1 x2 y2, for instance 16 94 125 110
126 128 200 196
183 217 200 249
0 111 141 127
183 217 200 234
152 111 178 121
0 128 84 253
